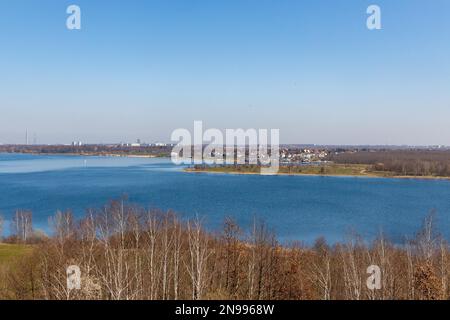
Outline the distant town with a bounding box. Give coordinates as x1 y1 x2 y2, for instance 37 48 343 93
1 130 449 162
0 139 175 158
1 141 450 173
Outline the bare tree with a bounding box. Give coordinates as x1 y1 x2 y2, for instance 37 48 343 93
372 234 397 300
50 210 75 243
144 209 159 300
96 201 134 300
12 210 33 243
309 238 332 300
0 214 4 241
438 238 448 298
172 215 182 300
222 217 242 298
247 218 277 300
405 239 416 300
4 199 450 301
339 236 364 300
416 212 439 262
186 216 211 300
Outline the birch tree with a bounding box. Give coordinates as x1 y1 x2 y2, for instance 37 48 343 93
186 216 210 300
12 210 33 243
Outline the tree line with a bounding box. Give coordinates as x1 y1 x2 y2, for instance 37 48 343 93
0 201 448 300
0 145 171 157
328 150 450 177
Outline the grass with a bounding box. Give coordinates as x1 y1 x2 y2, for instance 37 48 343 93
186 163 448 179
0 243 33 265
278 164 370 176
187 163 377 176
0 243 33 299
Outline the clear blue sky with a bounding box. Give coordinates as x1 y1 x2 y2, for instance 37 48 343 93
0 0 449 145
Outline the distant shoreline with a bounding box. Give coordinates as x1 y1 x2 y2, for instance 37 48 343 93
0 151 169 158
184 168 450 181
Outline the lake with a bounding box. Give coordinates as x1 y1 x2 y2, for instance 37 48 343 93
1 153 449 244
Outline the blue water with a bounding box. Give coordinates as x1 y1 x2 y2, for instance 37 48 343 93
1 153 449 244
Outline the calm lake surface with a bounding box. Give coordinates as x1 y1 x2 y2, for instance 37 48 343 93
1 153 450 244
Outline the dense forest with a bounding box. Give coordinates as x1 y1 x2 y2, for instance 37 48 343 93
0 200 448 300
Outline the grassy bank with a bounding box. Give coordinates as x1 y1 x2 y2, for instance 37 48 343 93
186 164 450 180
186 164 381 176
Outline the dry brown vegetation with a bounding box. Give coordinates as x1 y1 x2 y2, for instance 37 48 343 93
0 200 449 300
329 150 450 177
